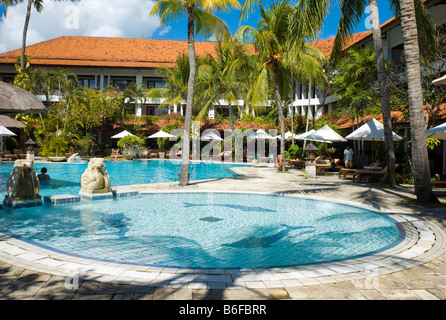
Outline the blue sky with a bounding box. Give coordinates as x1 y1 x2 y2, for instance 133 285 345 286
151 0 395 41
0 0 396 52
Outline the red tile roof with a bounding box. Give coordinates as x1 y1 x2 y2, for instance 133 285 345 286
0 36 220 69
310 31 372 58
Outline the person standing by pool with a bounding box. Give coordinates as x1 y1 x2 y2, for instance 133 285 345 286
38 167 50 180
344 146 354 168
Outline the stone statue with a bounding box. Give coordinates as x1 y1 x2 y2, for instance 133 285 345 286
4 160 41 207
67 153 83 163
80 158 111 194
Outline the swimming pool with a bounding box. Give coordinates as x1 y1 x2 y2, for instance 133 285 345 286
0 160 246 199
0 192 403 269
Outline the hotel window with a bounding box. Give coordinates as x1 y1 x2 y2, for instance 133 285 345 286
112 78 135 91
75 76 96 89
146 80 166 89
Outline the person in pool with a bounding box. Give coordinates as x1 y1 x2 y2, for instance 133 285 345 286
38 167 51 180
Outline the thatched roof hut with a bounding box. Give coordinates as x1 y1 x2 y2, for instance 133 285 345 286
0 81 46 115
0 115 25 129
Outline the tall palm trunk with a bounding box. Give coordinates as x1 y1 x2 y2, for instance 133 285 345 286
399 0 438 203
369 0 396 186
21 0 33 71
179 7 196 186
273 64 285 171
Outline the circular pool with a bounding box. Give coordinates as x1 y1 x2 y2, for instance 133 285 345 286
0 192 403 269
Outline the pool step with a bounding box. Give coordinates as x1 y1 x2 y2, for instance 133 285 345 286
44 194 81 205
79 191 114 201
112 190 139 198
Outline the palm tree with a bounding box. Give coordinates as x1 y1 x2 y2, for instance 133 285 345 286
236 0 327 171
197 38 250 132
124 83 148 125
398 0 438 203
294 0 435 187
147 53 191 113
1 0 75 71
150 0 241 186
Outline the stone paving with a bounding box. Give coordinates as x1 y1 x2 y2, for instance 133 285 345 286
1 164 446 300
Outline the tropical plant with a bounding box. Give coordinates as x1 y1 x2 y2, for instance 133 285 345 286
294 0 436 188
124 83 148 125
147 53 191 113
150 0 241 186
236 0 327 171
70 87 125 133
197 38 250 132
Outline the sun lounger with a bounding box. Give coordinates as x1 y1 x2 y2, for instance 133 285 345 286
14 149 27 159
353 166 388 182
2 150 18 161
315 157 331 170
431 180 446 188
286 159 305 169
339 168 356 180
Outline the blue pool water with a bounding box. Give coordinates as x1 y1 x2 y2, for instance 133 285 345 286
0 193 403 268
0 160 246 199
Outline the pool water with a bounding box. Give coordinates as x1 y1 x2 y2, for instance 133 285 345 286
0 193 403 268
0 160 246 199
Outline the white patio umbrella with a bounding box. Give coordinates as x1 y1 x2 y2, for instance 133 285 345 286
247 129 275 140
345 118 403 163
0 125 16 136
147 130 176 139
111 130 134 139
345 119 403 142
432 75 446 85
304 125 347 143
201 131 223 141
426 122 446 140
274 131 299 140
0 125 16 153
294 129 331 143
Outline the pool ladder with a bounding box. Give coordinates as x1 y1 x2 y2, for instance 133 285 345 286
175 165 194 182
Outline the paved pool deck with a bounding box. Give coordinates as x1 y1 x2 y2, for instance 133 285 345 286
1 164 446 300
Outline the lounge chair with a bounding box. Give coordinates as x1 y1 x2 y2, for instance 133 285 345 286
315 156 331 170
334 159 343 169
338 168 356 180
14 149 27 159
3 150 18 161
286 159 305 169
352 165 400 182
431 180 446 188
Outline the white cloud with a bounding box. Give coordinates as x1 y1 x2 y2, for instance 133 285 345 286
0 0 161 52
158 26 171 37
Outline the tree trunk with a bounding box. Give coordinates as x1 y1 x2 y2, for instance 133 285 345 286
369 0 397 186
303 81 312 150
179 8 196 186
21 0 33 71
399 0 438 203
273 65 286 171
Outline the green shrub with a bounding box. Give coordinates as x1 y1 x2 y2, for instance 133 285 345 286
285 144 301 159
117 135 146 150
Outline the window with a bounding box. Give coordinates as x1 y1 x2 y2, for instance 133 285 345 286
146 79 166 89
76 77 96 88
112 78 135 91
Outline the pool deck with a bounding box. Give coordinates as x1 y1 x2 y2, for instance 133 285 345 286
1 164 446 300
